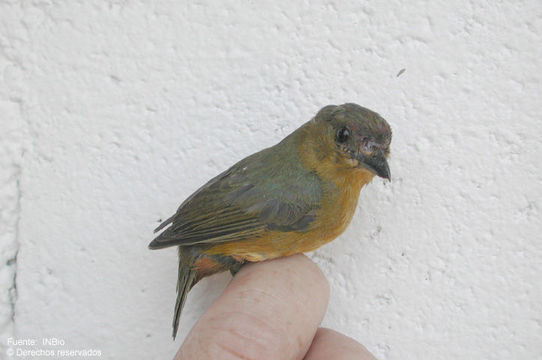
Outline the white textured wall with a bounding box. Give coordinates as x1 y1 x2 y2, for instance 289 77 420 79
1 1 541 359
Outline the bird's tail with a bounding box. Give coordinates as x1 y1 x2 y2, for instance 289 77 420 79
172 253 196 340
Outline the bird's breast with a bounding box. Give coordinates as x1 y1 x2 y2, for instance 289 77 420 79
295 171 370 252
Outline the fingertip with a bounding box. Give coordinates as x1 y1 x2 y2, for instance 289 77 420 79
235 254 330 304
177 254 330 360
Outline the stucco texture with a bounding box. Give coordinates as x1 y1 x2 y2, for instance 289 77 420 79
1 1 541 359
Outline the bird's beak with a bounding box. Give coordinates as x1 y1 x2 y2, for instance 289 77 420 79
358 149 391 180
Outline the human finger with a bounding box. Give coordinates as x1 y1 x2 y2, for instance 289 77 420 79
175 254 330 360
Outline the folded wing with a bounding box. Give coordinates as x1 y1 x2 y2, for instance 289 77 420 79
148 149 321 250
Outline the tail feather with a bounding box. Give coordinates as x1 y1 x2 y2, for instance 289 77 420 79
172 260 196 339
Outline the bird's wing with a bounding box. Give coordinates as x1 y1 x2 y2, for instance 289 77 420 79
148 150 322 249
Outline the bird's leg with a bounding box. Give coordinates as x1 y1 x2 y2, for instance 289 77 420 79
229 261 246 276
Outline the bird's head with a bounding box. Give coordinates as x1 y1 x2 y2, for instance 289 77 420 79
311 103 392 180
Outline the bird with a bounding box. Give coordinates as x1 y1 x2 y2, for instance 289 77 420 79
149 103 392 339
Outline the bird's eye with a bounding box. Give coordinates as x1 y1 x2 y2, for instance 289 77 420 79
336 127 350 143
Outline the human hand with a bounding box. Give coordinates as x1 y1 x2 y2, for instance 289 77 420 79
174 254 377 360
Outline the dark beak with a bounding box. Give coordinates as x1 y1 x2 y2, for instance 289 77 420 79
359 149 391 180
